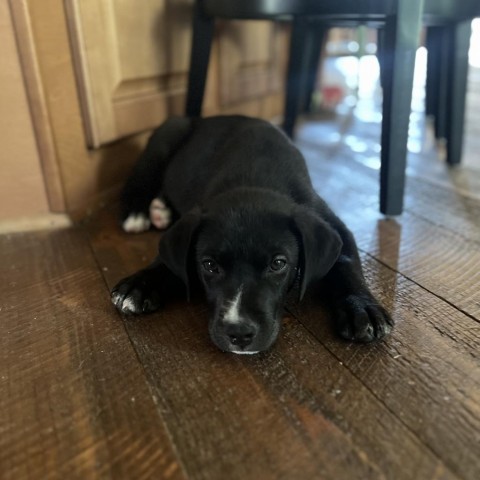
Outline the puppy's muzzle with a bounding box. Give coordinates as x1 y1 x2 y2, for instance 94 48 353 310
209 316 260 354
210 312 281 355
208 286 281 354
223 321 259 350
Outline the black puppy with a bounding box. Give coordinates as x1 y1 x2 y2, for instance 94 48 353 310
112 116 392 354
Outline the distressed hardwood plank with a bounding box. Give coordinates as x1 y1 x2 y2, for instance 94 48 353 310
298 142 480 319
0 229 185 480
296 121 480 480
290 251 480 480
86 208 458 480
300 134 480 238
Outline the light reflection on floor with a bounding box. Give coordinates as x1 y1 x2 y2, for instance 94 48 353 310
302 23 480 175
325 48 428 168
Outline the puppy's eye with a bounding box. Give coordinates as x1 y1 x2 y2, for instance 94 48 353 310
202 259 220 274
270 256 287 272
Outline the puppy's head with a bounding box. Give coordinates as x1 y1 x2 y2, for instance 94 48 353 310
158 190 342 354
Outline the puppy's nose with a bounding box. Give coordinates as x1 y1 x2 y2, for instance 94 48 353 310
225 324 256 349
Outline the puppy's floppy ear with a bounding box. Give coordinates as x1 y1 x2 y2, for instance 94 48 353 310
158 207 202 299
293 208 343 300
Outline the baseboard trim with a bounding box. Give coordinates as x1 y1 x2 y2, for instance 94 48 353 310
0 213 72 234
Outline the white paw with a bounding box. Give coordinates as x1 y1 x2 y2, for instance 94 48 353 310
149 198 171 230
122 213 151 233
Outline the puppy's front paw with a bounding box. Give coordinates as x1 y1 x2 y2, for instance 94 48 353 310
111 273 163 314
334 294 393 342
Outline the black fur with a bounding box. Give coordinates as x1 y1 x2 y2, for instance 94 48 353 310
112 115 392 354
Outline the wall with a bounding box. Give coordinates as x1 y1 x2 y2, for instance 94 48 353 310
0 0 50 222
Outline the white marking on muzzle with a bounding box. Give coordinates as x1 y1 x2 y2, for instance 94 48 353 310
223 287 243 324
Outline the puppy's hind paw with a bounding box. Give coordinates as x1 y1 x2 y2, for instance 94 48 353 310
334 294 393 342
122 213 151 233
149 198 172 230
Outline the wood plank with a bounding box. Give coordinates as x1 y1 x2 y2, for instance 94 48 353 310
297 142 480 319
86 208 459 480
290 252 480 480
298 129 480 243
404 175 480 243
288 133 480 479
0 229 186 479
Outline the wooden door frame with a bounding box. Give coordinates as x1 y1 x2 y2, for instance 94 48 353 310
8 0 66 213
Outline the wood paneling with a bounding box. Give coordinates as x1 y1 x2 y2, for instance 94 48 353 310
218 20 287 106
65 1 288 146
65 0 194 147
0 0 50 220
24 0 152 218
8 0 66 213
15 0 286 218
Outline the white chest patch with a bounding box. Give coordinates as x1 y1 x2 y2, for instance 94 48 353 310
223 287 243 324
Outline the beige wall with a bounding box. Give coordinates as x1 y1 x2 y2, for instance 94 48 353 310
0 0 50 220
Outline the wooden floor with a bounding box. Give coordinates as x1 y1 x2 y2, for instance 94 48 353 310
2 73 480 479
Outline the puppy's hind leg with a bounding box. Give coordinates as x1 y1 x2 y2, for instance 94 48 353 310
121 117 192 233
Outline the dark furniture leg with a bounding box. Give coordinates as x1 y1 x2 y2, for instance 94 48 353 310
377 27 386 89
283 17 316 137
446 20 471 165
185 1 215 117
432 26 450 140
301 25 328 113
425 26 441 119
379 0 423 215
